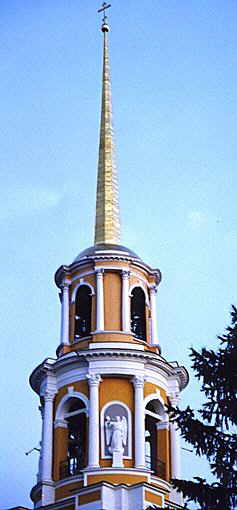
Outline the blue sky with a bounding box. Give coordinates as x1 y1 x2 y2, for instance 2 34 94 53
1 1 237 508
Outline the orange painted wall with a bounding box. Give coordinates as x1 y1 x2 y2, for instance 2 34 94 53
144 382 167 403
53 427 68 481
104 272 121 330
87 473 148 486
100 378 133 411
157 427 170 481
145 490 163 506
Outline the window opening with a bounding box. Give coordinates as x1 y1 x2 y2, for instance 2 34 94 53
59 397 87 479
74 285 92 339
131 287 146 341
145 414 157 471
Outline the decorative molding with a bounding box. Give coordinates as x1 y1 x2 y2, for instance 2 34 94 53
30 350 188 396
55 390 89 420
71 281 95 303
54 418 68 429
129 283 150 306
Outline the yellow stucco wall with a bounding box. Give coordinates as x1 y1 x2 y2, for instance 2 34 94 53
100 378 133 411
104 272 121 330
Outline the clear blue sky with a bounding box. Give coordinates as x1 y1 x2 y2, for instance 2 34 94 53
1 1 237 507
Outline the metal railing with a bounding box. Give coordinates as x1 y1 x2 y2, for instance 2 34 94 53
145 455 166 479
60 458 86 479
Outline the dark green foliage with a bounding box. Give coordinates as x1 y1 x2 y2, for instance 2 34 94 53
167 306 237 510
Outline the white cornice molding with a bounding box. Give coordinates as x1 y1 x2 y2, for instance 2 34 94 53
30 349 188 396
55 257 162 288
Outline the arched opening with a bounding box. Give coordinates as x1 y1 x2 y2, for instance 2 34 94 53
145 398 166 478
74 285 92 340
130 287 146 341
60 397 87 478
145 414 157 470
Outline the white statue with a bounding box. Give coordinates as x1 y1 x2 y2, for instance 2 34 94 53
105 415 127 467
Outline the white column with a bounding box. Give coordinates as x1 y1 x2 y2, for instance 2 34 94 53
122 270 130 332
170 422 181 479
132 375 145 468
41 390 55 483
60 281 70 345
37 406 44 483
96 270 104 331
87 374 102 468
150 285 159 345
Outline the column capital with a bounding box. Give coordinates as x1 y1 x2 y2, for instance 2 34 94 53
132 375 145 389
44 389 56 402
87 373 102 387
168 391 180 407
156 421 169 430
54 418 68 429
95 268 104 276
61 279 70 291
150 284 157 295
121 269 130 279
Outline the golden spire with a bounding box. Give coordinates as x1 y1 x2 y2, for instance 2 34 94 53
94 4 121 245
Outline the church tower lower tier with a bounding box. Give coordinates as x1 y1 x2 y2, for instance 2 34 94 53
30 245 188 510
29 9 188 510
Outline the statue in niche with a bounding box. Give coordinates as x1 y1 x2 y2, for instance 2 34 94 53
105 415 127 467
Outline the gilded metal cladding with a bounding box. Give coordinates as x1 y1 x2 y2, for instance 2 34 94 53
95 30 121 245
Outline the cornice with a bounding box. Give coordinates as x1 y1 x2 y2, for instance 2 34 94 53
30 348 188 396
55 256 161 288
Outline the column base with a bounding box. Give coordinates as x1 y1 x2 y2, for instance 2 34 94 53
41 480 55 505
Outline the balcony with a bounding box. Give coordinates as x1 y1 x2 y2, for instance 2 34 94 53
145 455 166 479
60 458 86 479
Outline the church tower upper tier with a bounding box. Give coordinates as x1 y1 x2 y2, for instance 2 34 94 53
54 15 162 358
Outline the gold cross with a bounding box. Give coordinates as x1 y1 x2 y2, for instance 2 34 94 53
98 2 111 24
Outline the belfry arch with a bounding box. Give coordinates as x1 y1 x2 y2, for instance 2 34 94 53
73 284 93 340
55 393 88 479
130 286 147 341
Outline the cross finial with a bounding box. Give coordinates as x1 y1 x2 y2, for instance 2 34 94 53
98 2 111 25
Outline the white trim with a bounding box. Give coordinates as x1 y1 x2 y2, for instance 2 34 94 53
92 329 132 335
55 391 89 420
129 283 150 306
71 281 95 303
144 391 168 421
144 389 164 408
94 265 129 272
100 400 132 459
89 342 145 351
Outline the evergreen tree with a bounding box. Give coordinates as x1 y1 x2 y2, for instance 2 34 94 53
167 305 237 510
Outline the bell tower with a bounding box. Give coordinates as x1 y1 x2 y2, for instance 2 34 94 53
29 7 188 510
